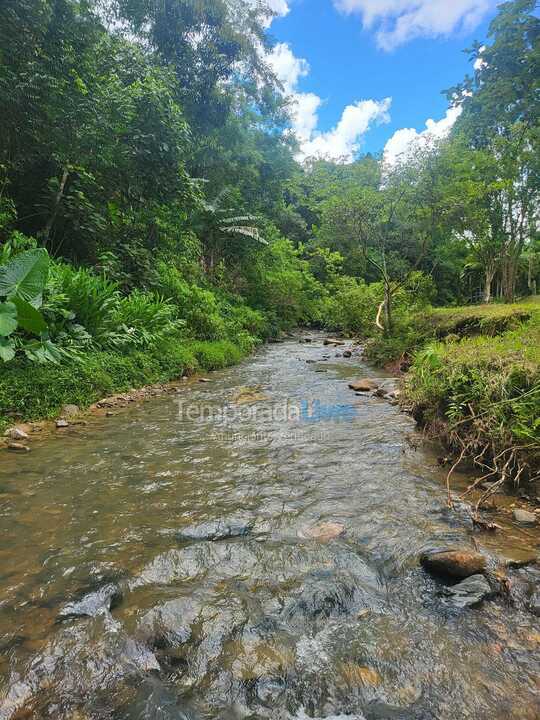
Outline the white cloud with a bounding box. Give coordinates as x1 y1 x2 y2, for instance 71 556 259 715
383 105 462 164
266 42 309 95
334 0 493 50
266 42 391 162
300 98 392 162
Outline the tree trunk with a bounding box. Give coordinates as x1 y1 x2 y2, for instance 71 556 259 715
483 266 496 304
501 254 516 303
383 283 393 336
43 167 69 242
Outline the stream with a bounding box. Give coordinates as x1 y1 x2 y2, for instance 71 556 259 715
0 337 539 720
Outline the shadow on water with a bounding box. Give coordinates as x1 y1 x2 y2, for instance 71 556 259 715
0 337 539 719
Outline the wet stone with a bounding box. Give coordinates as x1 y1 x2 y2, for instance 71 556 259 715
513 508 537 526
441 574 493 608
5 426 29 441
176 516 254 542
58 583 123 620
527 590 540 616
138 597 202 651
7 442 30 452
348 379 379 392
420 548 487 579
300 522 345 542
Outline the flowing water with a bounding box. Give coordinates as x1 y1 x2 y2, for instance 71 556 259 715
0 338 539 720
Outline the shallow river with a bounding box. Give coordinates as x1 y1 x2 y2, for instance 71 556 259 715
0 338 539 720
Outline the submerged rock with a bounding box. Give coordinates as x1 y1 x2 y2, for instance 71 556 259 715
513 508 537 526
348 379 379 392
138 596 202 650
58 583 123 620
420 548 486 579
300 522 345 542
342 350 352 358
527 591 540 616
176 516 254 542
441 574 493 608
7 442 30 452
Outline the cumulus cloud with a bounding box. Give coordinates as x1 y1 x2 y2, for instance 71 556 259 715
266 42 309 94
300 98 392 162
383 105 462 164
251 0 290 26
334 0 493 50
266 42 391 162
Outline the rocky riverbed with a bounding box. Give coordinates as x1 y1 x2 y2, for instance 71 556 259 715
0 336 539 720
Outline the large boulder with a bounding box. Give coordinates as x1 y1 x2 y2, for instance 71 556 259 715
420 548 487 579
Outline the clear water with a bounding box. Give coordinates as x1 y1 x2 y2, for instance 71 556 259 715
0 338 538 719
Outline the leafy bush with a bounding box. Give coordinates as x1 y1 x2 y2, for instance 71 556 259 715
50 262 120 342
106 290 183 350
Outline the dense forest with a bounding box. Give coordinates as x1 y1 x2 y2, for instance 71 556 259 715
0 0 539 479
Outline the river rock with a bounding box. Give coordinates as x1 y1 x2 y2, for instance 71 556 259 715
199 378 211 383
342 350 352 358
56 419 69 428
5 426 29 441
61 404 80 418
7 442 30 452
176 516 254 542
527 590 540 616
301 521 345 542
441 574 493 608
420 548 487 579
323 338 345 346
348 379 379 392
513 508 537 526
58 583 123 620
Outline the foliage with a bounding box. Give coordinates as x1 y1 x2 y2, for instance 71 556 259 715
0 248 51 361
0 338 249 430
403 311 540 481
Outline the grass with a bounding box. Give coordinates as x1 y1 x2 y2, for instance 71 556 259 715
418 297 539 339
363 296 540 367
0 338 251 431
402 302 540 486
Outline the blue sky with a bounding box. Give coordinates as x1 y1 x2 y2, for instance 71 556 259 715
263 0 499 161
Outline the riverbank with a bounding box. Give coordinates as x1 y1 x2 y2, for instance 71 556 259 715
388 299 540 499
0 337 254 436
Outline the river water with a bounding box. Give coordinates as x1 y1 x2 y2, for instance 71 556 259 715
0 337 539 720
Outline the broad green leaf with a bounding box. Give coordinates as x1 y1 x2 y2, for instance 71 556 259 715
0 302 17 336
23 339 62 364
0 337 15 362
12 297 47 335
0 249 49 307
